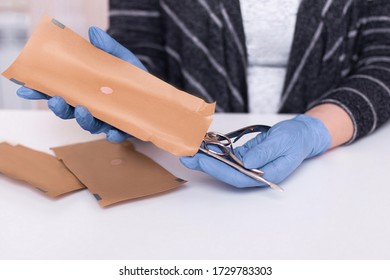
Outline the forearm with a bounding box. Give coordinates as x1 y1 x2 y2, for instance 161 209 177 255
305 104 354 149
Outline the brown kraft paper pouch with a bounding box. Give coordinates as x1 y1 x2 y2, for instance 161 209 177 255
0 142 85 197
51 139 186 207
2 15 215 156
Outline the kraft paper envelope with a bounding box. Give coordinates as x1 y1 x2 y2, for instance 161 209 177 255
0 142 85 197
51 140 186 206
2 15 215 156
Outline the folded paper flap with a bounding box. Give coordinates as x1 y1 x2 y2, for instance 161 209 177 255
2 15 215 156
0 142 84 197
197 101 217 116
0 142 14 149
51 139 186 206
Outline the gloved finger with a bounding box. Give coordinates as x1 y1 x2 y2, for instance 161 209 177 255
180 153 267 188
88 26 147 71
259 154 304 184
106 129 132 143
234 132 268 159
180 155 201 170
16 87 49 100
242 136 287 169
47 96 75 119
74 106 111 134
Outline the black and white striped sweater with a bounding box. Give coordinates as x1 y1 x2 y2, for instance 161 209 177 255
108 0 390 143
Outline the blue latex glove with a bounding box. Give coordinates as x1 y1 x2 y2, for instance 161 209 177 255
180 114 331 188
16 26 147 143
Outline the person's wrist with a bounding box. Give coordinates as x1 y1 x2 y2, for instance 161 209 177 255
294 114 331 158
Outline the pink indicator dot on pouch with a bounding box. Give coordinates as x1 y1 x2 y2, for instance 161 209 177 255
100 86 113 94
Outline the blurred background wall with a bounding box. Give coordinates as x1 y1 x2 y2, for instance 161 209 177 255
0 0 108 109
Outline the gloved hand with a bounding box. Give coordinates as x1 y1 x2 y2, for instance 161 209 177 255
180 114 331 188
16 26 147 143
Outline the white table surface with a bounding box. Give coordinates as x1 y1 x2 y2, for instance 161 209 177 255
0 110 389 260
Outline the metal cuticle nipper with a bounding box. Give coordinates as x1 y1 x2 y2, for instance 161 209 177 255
199 125 284 192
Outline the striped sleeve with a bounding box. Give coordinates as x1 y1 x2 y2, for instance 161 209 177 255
310 3 390 143
107 0 167 79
